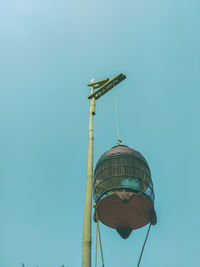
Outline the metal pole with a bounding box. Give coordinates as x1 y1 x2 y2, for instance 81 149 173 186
82 87 96 267
81 74 126 267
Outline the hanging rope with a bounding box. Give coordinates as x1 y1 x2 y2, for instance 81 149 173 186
94 203 105 267
113 87 122 145
137 223 152 267
98 97 102 157
95 222 98 267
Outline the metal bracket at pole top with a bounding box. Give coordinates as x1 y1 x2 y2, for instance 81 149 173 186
88 73 126 100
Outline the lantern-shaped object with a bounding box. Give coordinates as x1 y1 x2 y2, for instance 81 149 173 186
93 145 157 239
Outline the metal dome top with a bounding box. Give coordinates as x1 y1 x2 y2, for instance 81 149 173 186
95 145 150 171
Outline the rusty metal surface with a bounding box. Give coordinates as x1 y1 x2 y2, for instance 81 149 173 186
96 193 157 230
93 145 157 235
96 145 149 169
93 145 154 203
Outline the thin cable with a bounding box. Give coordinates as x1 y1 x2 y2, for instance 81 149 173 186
95 223 98 267
137 224 152 267
113 87 122 145
96 213 104 267
98 97 102 157
94 203 105 267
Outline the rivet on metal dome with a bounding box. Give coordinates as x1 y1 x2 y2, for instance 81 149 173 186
93 145 157 239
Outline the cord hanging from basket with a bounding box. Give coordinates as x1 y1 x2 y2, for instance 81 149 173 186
137 223 152 267
94 203 105 267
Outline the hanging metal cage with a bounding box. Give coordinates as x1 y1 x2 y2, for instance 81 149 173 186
93 145 157 239
94 145 155 203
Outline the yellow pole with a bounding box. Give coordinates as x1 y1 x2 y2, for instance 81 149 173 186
82 86 96 267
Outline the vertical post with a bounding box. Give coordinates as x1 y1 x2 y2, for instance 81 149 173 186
82 87 96 267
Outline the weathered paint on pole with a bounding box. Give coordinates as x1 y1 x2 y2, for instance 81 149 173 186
82 87 96 267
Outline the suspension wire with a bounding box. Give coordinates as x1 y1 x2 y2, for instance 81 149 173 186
113 87 122 145
94 203 105 267
95 222 98 267
98 97 102 157
95 100 100 267
96 211 104 267
95 94 103 267
137 223 152 267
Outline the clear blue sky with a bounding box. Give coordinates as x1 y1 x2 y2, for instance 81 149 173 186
1 0 200 266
